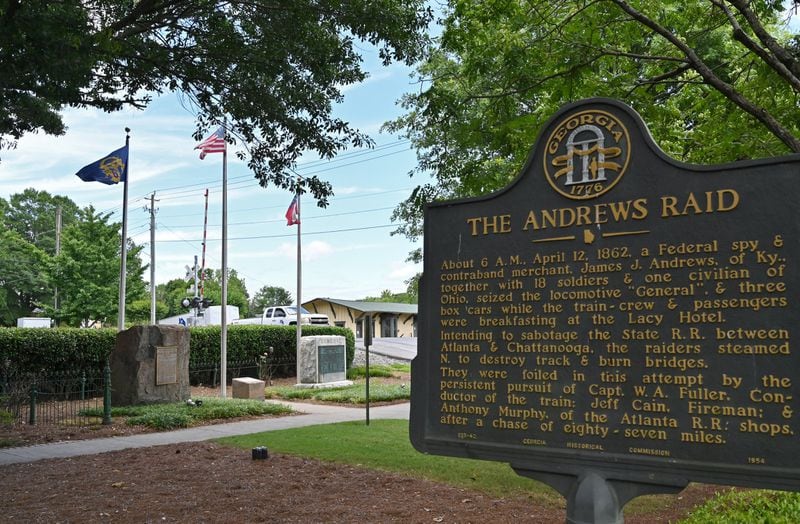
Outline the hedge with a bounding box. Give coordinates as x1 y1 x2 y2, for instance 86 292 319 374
0 325 355 376
190 325 355 373
0 327 116 374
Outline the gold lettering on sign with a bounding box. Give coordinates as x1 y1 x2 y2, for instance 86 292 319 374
156 346 178 385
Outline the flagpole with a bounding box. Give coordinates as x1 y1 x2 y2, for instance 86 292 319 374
117 127 130 332
220 122 228 398
296 187 302 357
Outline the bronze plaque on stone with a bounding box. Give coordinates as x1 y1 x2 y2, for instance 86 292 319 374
410 98 800 492
318 344 346 382
156 345 178 385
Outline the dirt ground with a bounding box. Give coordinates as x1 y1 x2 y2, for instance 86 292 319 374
0 441 724 523
0 373 724 523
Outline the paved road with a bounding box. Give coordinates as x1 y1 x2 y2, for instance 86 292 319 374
0 401 410 466
356 337 417 361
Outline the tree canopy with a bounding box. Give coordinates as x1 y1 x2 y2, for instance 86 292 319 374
51 206 147 327
386 0 800 247
250 285 293 314
156 278 193 319
360 288 416 304
1 0 431 202
4 188 81 256
0 191 149 326
0 227 49 325
200 268 250 318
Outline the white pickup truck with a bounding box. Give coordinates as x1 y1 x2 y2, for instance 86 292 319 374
233 305 329 326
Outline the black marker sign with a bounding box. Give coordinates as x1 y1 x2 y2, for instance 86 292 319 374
410 98 800 493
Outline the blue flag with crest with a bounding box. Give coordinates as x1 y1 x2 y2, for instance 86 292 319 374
75 145 128 185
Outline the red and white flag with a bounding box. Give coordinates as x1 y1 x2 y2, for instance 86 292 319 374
195 127 226 159
285 195 300 225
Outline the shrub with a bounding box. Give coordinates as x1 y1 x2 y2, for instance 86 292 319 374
82 397 292 429
190 324 355 376
0 328 116 374
0 324 355 377
682 488 800 523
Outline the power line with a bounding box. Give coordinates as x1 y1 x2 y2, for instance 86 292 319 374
154 223 399 243
144 206 396 229
130 139 411 202
153 186 414 219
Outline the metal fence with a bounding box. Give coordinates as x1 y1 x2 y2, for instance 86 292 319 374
189 351 297 388
0 352 297 428
189 359 260 389
0 367 111 428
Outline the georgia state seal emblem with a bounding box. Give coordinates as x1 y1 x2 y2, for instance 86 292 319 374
543 109 630 200
99 155 126 184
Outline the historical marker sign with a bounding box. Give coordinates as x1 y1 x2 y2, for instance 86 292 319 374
410 99 800 495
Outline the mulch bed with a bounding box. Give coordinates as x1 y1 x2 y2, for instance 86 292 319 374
0 442 724 523
0 376 726 522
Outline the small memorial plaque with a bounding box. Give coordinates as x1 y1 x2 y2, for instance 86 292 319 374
156 345 178 385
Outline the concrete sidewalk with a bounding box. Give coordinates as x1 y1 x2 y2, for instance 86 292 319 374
0 401 409 466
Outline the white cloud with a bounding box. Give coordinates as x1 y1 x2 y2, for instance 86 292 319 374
387 261 420 281
338 68 398 94
1 64 422 300
274 240 334 262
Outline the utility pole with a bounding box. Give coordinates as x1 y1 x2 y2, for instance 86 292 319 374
194 255 199 325
54 206 62 326
200 189 209 301
146 192 158 324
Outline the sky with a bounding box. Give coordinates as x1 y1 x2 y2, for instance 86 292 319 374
0 49 425 307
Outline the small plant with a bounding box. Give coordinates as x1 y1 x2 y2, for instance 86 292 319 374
0 408 13 425
680 488 800 523
258 346 276 385
127 410 191 430
0 437 22 448
81 398 292 430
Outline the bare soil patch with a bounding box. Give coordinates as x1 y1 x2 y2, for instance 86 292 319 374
0 441 722 523
1 369 723 522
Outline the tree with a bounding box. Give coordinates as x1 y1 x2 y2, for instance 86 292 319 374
0 196 8 226
360 289 416 304
157 278 194 318
127 299 169 324
250 286 293 315
4 189 81 255
404 273 420 303
1 1 431 203
52 206 146 327
0 228 50 325
0 189 81 323
386 1 800 244
200 268 250 318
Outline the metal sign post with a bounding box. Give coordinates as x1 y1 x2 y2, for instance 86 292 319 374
364 314 372 426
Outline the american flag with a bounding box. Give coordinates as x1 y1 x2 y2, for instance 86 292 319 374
195 127 226 159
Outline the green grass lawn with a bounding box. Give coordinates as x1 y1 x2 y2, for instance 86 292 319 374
217 419 800 522
265 383 409 403
265 363 411 404
347 363 410 379
218 418 560 505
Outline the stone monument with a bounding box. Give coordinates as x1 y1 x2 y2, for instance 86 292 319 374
297 335 351 388
111 325 191 405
